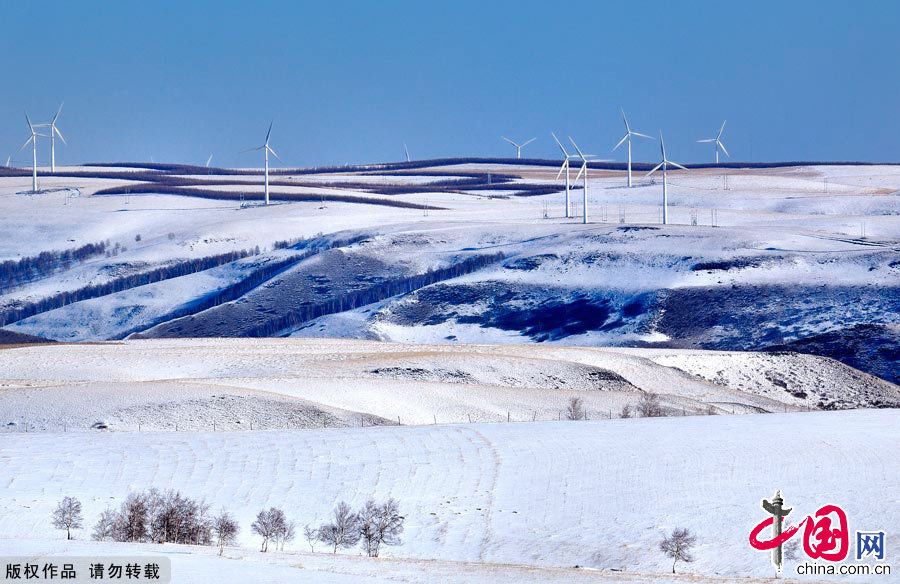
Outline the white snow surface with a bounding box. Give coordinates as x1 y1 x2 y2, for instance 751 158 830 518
0 410 896 582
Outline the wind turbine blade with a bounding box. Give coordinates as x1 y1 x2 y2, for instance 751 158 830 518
54 127 67 145
556 160 568 180
52 103 64 124
620 108 631 133
568 136 586 160
239 146 265 154
25 112 34 133
612 134 629 151
632 132 654 140
521 138 536 147
551 132 570 157
658 131 666 159
717 120 726 140
265 121 273 145
18 136 34 152
206 154 213 167
646 161 664 177
670 161 688 171
501 136 518 147
268 146 283 163
574 163 585 182
718 141 730 157
697 138 716 143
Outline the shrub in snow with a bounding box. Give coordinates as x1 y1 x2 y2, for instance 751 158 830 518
620 404 632 419
637 392 664 418
565 396 586 421
51 496 83 540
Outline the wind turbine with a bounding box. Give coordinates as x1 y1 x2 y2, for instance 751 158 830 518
45 104 66 172
243 122 281 205
205 154 213 168
403 142 411 163
613 108 653 187
19 113 48 193
646 131 687 225
697 121 729 164
501 136 535 159
569 136 606 225
552 133 579 218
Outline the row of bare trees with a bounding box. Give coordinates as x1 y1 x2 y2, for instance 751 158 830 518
305 500 404 557
566 392 666 421
53 495 404 558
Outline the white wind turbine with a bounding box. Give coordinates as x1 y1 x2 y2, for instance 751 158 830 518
43 104 66 172
501 136 535 159
552 133 579 218
646 131 687 225
612 108 653 187
19 113 48 193
569 136 611 224
698 121 729 164
243 122 281 206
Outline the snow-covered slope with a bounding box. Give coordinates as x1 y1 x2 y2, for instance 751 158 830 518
1 410 896 581
1 339 896 432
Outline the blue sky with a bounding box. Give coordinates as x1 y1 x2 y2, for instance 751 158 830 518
1 0 897 167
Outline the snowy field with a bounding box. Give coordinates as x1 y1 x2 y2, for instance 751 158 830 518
1 339 897 432
2 410 897 583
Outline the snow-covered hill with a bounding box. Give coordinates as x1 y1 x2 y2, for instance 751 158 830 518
1 410 896 581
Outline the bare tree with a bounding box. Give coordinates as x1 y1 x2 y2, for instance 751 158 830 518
659 528 697 574
359 498 405 557
620 404 632 419
92 508 118 542
637 392 664 417
252 507 286 552
565 396 586 421
51 497 83 540
120 492 150 542
317 501 360 553
303 524 319 553
212 510 240 556
276 519 296 552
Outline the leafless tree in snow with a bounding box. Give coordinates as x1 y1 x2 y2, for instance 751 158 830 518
359 498 405 557
275 518 296 551
51 496 83 540
317 501 360 553
251 507 286 552
620 404 632 418
92 508 119 542
212 510 240 556
304 524 319 553
565 396 586 420
637 392 664 417
659 527 697 573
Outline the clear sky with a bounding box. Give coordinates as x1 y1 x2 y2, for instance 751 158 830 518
1 0 897 167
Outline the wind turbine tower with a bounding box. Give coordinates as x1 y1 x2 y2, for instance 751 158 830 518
501 136 536 159
698 121 729 164
613 108 653 187
19 113 48 193
646 131 687 225
552 133 578 218
244 122 281 205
